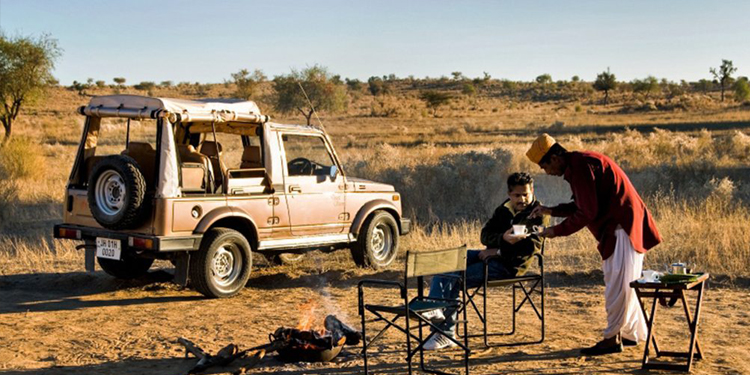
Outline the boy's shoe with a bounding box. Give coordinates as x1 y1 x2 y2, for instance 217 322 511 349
424 333 458 350
420 309 446 323
622 338 638 347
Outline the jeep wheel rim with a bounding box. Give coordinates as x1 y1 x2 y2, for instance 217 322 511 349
371 223 393 262
95 170 126 216
211 244 241 289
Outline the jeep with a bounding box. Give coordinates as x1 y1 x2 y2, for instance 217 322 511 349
54 95 410 297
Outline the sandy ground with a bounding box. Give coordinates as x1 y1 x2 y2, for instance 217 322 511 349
0 260 748 375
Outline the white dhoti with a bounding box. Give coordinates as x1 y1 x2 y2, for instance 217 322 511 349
602 227 647 342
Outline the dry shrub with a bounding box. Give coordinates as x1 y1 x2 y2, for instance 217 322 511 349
344 145 513 224
0 237 80 275
0 180 19 225
643 186 750 275
0 137 45 180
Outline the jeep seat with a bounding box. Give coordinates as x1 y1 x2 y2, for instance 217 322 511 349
121 142 156 187
199 141 226 192
240 145 263 169
177 144 213 193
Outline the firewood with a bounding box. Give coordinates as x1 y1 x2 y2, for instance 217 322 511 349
177 337 208 360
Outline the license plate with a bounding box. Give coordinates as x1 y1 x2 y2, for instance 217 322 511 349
96 237 121 260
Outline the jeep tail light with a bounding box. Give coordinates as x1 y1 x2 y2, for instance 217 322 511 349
58 228 82 240
128 236 154 250
392 194 400 201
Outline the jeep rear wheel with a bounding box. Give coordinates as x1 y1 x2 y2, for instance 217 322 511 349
87 155 148 230
97 256 154 279
350 211 399 269
189 228 252 298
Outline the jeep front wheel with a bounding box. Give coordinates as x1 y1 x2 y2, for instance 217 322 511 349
189 228 252 298
350 211 399 269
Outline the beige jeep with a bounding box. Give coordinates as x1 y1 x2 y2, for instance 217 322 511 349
54 95 410 297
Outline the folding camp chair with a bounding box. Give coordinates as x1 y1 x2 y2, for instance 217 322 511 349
358 245 471 375
459 239 546 347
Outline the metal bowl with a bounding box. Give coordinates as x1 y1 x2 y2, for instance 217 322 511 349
276 344 343 362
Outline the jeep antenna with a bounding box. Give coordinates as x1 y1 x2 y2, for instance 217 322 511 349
296 81 327 132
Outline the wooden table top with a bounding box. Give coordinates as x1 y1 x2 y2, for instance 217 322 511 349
630 273 709 290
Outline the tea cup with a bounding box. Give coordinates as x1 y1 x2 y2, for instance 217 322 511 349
512 225 528 236
642 270 661 283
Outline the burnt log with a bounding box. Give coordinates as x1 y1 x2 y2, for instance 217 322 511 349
324 315 362 346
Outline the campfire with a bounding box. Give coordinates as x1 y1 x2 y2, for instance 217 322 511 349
178 299 361 373
272 299 361 362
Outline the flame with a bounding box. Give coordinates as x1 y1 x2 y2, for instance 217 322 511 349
296 298 320 331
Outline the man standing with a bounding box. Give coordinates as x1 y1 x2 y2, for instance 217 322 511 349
424 172 549 350
527 134 661 355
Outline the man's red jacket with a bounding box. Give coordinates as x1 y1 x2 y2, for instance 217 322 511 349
550 151 662 260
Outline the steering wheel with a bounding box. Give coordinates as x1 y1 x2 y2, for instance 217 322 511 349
288 157 314 176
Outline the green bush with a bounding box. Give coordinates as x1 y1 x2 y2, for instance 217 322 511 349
733 77 750 102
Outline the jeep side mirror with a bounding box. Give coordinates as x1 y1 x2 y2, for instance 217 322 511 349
329 165 338 180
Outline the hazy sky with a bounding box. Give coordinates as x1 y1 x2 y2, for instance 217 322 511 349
2 0 748 85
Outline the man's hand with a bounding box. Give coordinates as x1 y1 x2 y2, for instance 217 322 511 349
538 227 556 238
478 248 499 261
530 205 552 219
502 228 528 244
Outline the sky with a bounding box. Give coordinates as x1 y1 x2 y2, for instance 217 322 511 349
1 0 749 85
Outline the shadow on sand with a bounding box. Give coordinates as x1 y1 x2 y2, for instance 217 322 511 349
0 347 653 375
0 269 202 314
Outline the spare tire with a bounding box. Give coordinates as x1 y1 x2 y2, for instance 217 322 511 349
87 155 148 230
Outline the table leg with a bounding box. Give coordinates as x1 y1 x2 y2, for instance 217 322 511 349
636 289 660 355
683 284 705 371
642 292 659 368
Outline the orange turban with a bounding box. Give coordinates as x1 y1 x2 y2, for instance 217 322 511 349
526 134 557 164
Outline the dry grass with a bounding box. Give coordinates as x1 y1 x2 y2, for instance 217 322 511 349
1 87 749 279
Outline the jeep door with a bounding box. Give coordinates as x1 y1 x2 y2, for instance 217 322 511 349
279 133 346 236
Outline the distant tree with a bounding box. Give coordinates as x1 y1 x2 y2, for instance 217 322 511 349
593 69 617 103
419 90 452 117
273 65 347 125
734 76 750 102
0 33 61 143
70 80 86 95
134 81 156 91
367 76 391 96
695 79 713 94
113 77 126 86
710 59 737 102
451 71 464 81
160 80 173 88
535 74 552 85
462 83 476 96
345 78 362 92
95 80 106 88
230 69 266 100
632 76 659 98
483 71 491 82
571 75 580 82
664 80 684 98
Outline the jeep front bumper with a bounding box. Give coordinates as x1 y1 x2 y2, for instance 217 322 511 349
400 218 411 235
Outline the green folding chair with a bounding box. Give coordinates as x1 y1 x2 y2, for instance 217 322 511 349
358 245 471 375
458 239 546 347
